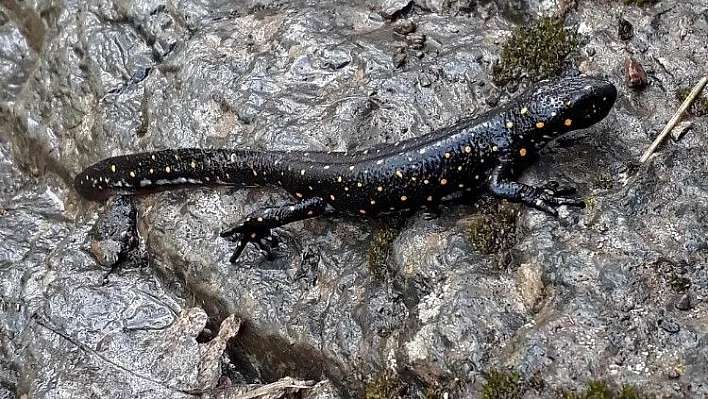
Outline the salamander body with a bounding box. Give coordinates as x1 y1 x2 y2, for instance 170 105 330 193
75 76 617 261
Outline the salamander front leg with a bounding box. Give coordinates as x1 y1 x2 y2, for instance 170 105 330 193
487 158 585 216
220 196 327 262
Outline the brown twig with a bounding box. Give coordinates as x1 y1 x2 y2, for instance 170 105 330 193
640 76 708 163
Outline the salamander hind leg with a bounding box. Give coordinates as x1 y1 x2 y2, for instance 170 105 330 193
220 197 327 262
488 161 585 216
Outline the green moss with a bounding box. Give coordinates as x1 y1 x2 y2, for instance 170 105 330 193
675 88 708 117
564 380 655 399
367 218 403 278
482 370 523 399
365 371 406 399
465 203 518 255
492 16 579 86
669 274 691 292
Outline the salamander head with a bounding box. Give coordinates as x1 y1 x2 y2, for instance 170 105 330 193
517 76 617 146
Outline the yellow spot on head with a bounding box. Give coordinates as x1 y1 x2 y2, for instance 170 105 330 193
395 170 403 178
440 178 448 185
296 192 303 198
359 209 367 215
300 169 306 175
330 194 336 201
307 210 313 215
564 119 572 126
377 186 383 192
110 164 116 173
191 160 197 169
370 200 376 205
519 148 527 157
520 107 528 115
149 168 154 174
400 195 408 201
165 166 171 173
129 171 136 178
423 179 429 184
337 176 342 182
444 152 451 159
492 145 499 152
151 154 156 160
427 196 433 201
536 121 545 129
464 145 472 153
257 217 263 222
506 121 514 128
357 182 363 187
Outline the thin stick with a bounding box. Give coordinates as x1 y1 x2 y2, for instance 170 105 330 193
640 76 708 163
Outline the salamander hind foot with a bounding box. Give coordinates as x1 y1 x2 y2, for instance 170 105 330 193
220 222 279 262
220 197 328 262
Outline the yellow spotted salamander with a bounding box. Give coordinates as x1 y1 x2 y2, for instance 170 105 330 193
75 76 617 262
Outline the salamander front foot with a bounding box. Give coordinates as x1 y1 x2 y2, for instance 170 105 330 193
527 181 585 215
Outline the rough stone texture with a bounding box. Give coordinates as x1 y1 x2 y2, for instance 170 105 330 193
1 0 706 398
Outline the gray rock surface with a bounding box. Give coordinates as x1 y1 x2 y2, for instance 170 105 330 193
1 0 706 398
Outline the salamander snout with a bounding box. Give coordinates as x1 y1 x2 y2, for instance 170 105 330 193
529 77 617 133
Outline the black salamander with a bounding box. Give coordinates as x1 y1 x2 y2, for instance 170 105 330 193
75 77 617 262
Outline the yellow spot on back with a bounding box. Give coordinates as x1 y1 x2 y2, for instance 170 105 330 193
519 148 527 157
230 153 237 162
400 195 408 201
129 171 136 178
377 186 383 191
110 164 116 173
520 107 528 115
337 176 342 182
191 160 197 169
300 169 306 175
149 168 154 174
444 152 451 159
370 200 376 205
330 194 336 201
359 209 367 215
536 121 545 129
357 182 363 187
151 154 156 160
296 192 303 198
395 170 403 178
506 121 514 128
564 119 572 126
464 145 472 153
440 178 448 185
427 196 433 201
423 179 429 184
492 145 499 152
165 166 171 173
